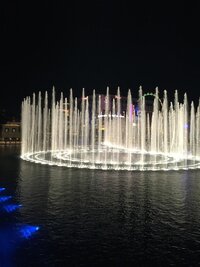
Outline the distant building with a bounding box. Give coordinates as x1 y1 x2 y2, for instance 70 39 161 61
77 93 154 116
0 121 21 142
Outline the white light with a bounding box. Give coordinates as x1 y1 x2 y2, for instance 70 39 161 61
98 114 125 118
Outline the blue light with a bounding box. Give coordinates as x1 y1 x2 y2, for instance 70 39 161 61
0 187 6 192
184 123 189 129
19 225 40 239
0 196 12 203
3 204 22 213
135 105 140 116
0 227 15 266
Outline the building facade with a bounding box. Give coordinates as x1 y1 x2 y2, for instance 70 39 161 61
0 122 21 142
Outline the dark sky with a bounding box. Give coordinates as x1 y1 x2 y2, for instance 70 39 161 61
1 1 200 118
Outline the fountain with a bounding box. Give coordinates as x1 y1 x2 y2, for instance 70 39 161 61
21 87 200 171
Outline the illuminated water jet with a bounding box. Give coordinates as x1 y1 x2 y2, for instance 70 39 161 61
21 87 200 171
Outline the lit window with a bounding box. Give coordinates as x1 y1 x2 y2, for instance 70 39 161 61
5 128 9 132
12 128 16 132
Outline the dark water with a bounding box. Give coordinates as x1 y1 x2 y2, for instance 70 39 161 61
1 146 200 266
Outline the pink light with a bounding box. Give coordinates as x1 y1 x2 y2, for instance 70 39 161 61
129 104 134 121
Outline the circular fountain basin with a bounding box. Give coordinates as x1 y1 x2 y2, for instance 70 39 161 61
21 148 200 171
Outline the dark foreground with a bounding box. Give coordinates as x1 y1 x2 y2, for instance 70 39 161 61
0 146 200 266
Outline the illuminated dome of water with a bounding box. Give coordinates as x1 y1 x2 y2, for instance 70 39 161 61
21 87 200 171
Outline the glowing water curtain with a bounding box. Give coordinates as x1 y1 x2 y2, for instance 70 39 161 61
21 87 200 171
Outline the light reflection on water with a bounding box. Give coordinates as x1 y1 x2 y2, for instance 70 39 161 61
1 146 200 266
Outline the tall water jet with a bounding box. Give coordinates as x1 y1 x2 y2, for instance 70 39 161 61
21 87 200 171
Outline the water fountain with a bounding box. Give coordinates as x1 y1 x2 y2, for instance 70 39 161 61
21 87 200 170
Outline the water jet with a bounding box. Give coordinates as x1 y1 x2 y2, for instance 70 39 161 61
21 87 200 171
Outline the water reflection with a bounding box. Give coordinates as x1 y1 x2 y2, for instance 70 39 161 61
1 147 200 265
0 147 40 267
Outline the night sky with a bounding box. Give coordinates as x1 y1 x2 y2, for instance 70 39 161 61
1 1 200 119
